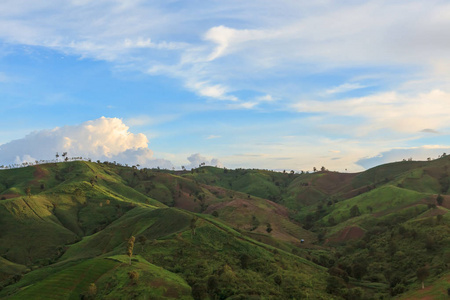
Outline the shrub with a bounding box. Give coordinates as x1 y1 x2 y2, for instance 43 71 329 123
128 271 139 284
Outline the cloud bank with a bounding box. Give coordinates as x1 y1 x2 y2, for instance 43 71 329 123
0 117 224 171
0 117 173 168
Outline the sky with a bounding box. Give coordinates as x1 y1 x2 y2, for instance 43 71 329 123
1 0 450 172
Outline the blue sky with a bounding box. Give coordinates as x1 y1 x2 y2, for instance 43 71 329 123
1 0 450 171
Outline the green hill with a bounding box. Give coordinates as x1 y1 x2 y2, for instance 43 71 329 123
0 159 449 299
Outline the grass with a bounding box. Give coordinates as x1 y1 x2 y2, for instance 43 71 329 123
97 255 192 299
326 185 429 224
397 272 450 300
8 258 119 300
1 160 449 299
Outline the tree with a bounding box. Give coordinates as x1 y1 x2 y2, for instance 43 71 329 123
266 223 273 233
127 236 135 265
250 215 260 231
207 275 218 297
190 217 198 235
416 267 429 289
86 283 97 299
437 194 444 206
25 187 31 198
328 216 336 226
137 235 147 251
350 205 361 218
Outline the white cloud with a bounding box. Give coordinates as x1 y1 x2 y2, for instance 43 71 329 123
325 83 367 94
185 80 238 101
294 89 450 134
0 117 173 168
3 1 450 107
184 153 223 169
206 135 221 140
125 115 179 127
256 94 276 102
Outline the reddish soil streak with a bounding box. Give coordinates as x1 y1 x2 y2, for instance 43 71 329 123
330 226 365 243
312 172 359 195
33 165 48 180
0 194 21 199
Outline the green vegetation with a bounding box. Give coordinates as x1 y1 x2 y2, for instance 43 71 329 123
0 158 449 299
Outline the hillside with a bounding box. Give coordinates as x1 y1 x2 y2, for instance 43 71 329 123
0 158 449 299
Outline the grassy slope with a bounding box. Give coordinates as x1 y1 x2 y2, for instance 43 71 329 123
2 203 332 299
8 258 119 300
7 255 193 300
1 159 449 299
97 255 192 300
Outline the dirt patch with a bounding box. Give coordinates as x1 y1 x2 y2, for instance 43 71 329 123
173 192 200 212
313 172 359 194
421 207 448 218
0 193 21 199
440 195 450 209
150 279 179 298
203 185 227 198
204 198 255 214
266 200 289 218
33 165 48 180
330 226 365 243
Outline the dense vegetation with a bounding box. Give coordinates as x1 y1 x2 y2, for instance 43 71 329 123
0 157 449 299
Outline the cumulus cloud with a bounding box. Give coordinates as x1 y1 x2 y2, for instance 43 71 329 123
184 153 223 169
0 117 173 168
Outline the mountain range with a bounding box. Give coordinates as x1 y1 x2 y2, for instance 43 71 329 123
0 157 449 299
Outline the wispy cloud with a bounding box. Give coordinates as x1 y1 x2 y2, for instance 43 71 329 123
126 115 179 127
206 135 221 140
325 83 367 94
3 1 450 106
2 1 450 172
0 72 9 82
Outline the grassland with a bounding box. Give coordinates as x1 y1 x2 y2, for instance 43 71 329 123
0 158 449 299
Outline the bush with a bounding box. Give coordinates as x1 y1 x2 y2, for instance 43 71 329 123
391 284 406 296
128 271 139 284
346 287 363 300
326 276 346 295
